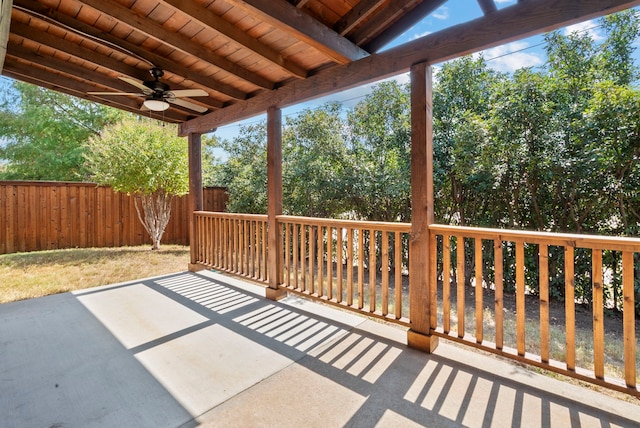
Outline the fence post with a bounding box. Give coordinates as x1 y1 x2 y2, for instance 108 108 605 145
266 106 287 300
407 62 439 353
188 132 205 272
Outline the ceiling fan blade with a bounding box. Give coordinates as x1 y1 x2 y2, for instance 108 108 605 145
168 98 208 113
168 89 208 98
88 91 145 96
119 76 152 94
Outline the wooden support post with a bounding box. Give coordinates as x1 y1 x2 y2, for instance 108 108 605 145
188 132 205 272
266 106 287 300
407 62 439 353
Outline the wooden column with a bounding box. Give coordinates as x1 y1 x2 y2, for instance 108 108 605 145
266 106 287 300
188 132 205 271
407 62 439 352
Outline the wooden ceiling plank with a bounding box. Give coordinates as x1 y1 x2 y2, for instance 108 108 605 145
478 0 498 14
10 20 148 79
78 0 273 92
180 0 640 134
364 0 447 52
160 0 308 78
333 0 387 36
13 0 225 108
223 0 369 62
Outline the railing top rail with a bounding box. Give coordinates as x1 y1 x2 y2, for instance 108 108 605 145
430 224 640 251
277 215 411 232
194 211 267 221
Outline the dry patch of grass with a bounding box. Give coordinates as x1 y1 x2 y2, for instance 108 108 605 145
0 245 190 304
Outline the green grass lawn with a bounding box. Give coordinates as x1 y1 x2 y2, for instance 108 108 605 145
0 245 190 304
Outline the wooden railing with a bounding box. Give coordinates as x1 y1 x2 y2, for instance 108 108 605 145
193 212 268 284
430 225 639 395
191 212 639 396
278 215 411 324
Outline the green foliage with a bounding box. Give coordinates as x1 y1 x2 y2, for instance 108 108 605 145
85 118 188 196
0 82 120 181
209 11 640 314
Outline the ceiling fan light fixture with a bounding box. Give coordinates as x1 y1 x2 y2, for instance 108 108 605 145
143 98 170 111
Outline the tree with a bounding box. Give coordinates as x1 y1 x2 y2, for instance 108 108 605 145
0 82 120 180
347 81 412 222
85 117 189 250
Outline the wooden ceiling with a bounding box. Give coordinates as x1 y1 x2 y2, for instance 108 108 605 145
2 0 640 133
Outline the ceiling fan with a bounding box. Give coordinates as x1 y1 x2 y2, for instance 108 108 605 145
88 67 208 113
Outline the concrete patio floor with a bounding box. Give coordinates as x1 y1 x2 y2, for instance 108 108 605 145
1 270 639 428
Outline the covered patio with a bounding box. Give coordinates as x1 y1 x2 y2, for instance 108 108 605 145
2 0 640 417
2 270 639 427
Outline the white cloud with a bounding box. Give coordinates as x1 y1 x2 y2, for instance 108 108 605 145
476 41 544 73
563 20 604 41
432 6 449 20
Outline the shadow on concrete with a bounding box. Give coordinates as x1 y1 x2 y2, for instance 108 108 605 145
2 270 639 427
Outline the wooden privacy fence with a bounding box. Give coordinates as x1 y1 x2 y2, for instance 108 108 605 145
191 211 640 396
0 181 227 254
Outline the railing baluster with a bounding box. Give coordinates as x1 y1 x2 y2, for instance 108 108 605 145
293 223 299 290
358 228 365 310
456 235 465 338
516 240 526 357
262 220 268 282
337 227 343 303
565 245 575 371
395 231 402 320
309 226 315 294
301 224 307 292
285 222 290 286
495 239 503 350
540 244 549 363
593 249 605 380
327 227 333 300
622 250 636 388
347 227 354 307
430 232 437 329
443 234 451 334
369 229 376 313
475 238 483 344
317 225 324 297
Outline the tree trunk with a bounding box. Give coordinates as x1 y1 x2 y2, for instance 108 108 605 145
134 190 174 250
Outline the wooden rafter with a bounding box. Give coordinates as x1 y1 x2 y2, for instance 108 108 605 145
159 0 308 79
363 0 448 53
333 0 386 36
223 0 369 63
349 0 424 47
180 0 640 134
478 0 498 14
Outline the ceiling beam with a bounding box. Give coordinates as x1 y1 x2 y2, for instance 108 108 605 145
333 0 386 36
478 0 498 14
78 0 273 92
12 0 230 106
223 0 369 63
159 0 308 79
363 0 448 53
180 0 640 135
